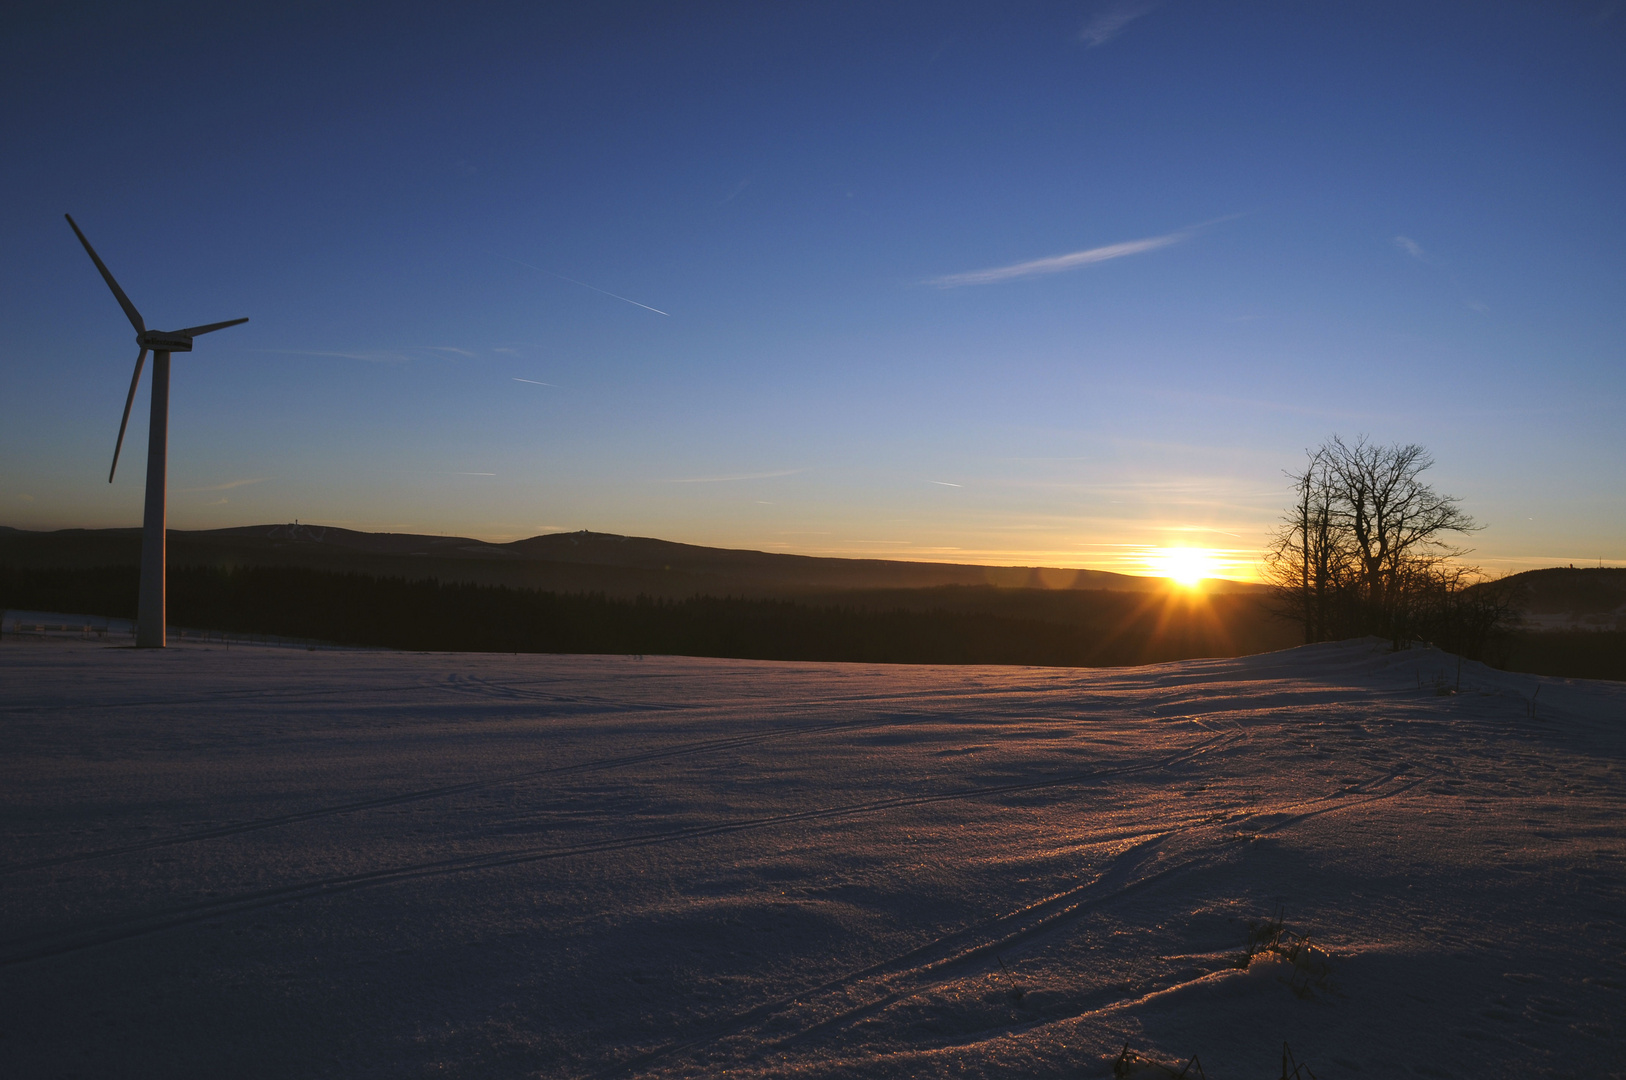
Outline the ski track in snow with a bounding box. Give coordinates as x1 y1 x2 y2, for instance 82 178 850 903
1 639 1622 1078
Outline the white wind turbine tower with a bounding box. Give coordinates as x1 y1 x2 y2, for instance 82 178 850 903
66 214 248 648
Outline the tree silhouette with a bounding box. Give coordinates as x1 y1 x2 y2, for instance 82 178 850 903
1265 436 1505 654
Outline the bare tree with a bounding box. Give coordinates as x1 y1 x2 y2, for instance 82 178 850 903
1324 437 1478 624
1268 447 1352 644
1266 436 1496 653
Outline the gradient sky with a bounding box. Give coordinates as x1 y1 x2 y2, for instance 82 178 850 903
3 1 1622 579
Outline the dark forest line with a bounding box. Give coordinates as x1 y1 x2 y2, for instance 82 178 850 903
2 563 1618 678
1 563 1289 666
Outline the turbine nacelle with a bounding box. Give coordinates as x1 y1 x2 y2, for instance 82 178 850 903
139 330 196 352
136 319 250 353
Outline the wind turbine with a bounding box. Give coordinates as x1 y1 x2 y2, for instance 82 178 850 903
66 214 248 648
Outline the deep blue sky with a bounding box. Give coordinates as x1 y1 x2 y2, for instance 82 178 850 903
3 1 1622 577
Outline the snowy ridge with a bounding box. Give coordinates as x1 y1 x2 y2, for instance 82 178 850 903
1 639 1621 1077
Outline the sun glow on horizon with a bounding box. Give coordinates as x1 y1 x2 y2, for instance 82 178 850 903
1145 547 1225 587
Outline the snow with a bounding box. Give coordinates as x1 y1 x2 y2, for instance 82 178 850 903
1 637 1622 1078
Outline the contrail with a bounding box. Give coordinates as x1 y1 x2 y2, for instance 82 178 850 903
930 213 1246 288
497 254 669 316
512 377 556 386
931 233 1182 288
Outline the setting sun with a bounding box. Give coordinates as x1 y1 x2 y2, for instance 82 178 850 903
1148 547 1223 586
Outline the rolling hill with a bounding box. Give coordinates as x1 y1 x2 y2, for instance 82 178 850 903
0 523 1261 599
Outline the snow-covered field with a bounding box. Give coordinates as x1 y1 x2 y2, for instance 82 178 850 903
1 639 1621 1079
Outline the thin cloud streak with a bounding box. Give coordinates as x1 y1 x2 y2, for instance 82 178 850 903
931 231 1184 287
1391 236 1488 311
512 377 557 386
177 477 269 493
665 469 803 484
928 480 963 487
1080 0 1160 47
258 349 411 364
497 254 669 316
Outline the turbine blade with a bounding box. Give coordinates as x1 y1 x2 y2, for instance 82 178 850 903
109 348 148 483
65 214 146 334
176 317 249 337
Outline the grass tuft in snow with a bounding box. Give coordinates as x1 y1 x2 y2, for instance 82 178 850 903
1112 1043 1207 1078
1113 1040 1320 1079
993 951 1026 1007
1236 906 1333 999
1279 1041 1320 1079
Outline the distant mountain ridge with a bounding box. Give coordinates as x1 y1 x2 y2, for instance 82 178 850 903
0 523 1263 599
1496 566 1626 632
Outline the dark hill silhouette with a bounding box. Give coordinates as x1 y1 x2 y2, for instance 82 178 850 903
0 524 1263 599
4 526 1618 678
1490 566 1626 631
